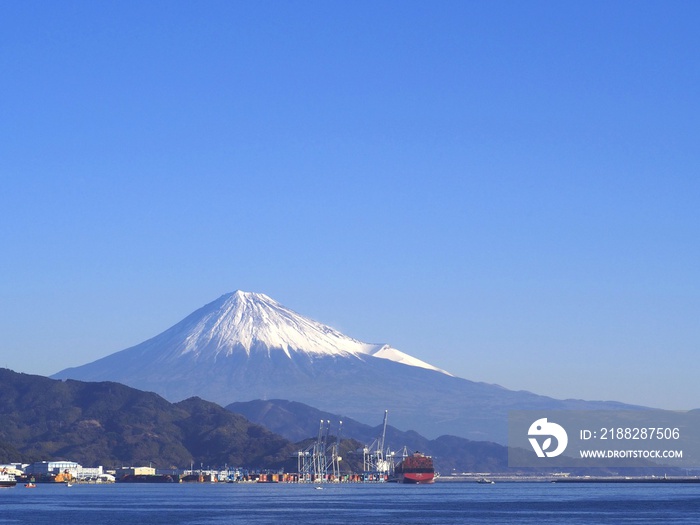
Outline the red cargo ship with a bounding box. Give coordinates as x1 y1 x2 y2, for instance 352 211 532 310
393 451 435 484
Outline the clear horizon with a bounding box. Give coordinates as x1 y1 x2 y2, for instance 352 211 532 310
2 1 698 410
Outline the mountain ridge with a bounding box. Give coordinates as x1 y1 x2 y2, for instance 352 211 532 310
53 291 644 442
226 398 511 473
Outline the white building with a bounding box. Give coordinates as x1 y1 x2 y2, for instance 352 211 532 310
0 463 23 476
76 466 104 480
24 461 81 477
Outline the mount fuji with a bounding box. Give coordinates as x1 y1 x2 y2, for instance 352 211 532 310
53 291 636 441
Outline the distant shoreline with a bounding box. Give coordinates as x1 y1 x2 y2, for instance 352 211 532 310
441 475 700 484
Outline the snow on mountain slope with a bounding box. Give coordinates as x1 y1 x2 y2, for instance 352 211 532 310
68 290 451 375
368 345 452 376
175 290 380 359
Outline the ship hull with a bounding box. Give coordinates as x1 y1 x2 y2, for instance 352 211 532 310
0 474 17 488
393 451 435 484
395 472 435 484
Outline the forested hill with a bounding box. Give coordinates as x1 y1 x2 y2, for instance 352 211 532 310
0 368 295 468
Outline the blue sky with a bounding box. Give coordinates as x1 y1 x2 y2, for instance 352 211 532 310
1 1 698 409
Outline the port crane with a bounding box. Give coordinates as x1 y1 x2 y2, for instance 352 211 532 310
363 410 395 480
329 420 343 480
298 419 343 482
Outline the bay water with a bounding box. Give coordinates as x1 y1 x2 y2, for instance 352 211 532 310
1 482 698 524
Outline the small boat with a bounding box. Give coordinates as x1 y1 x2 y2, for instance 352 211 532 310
66 482 73 487
25 483 36 488
476 478 495 484
0 472 17 488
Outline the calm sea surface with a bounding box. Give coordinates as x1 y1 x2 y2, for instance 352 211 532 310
1 482 699 524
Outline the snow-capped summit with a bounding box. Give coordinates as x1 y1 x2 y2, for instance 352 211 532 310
170 291 450 374
55 290 449 377
176 290 383 358
174 291 448 373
